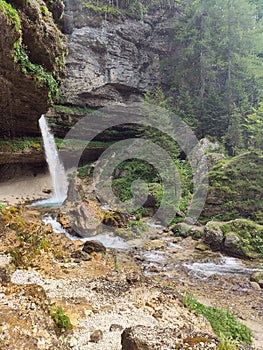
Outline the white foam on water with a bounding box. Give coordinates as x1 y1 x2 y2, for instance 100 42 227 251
42 215 129 250
184 256 259 277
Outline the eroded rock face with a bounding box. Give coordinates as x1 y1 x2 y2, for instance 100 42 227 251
0 0 66 137
59 1 176 108
0 148 46 181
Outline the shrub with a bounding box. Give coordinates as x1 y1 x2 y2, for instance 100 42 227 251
49 305 73 333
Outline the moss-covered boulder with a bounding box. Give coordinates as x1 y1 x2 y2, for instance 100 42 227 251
171 222 204 239
204 219 263 259
201 152 263 224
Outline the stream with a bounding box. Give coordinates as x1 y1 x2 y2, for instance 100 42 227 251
43 215 263 280
40 212 263 348
43 215 129 250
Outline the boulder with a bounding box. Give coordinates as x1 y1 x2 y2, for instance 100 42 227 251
204 219 263 259
250 271 263 288
0 255 14 282
189 138 225 184
121 325 218 350
58 199 104 237
71 250 92 262
172 222 204 239
203 221 224 251
103 210 129 228
59 178 104 237
90 329 103 343
82 240 106 255
223 232 245 258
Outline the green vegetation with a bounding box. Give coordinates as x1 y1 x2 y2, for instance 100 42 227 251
49 305 73 333
0 203 6 211
110 157 192 224
0 207 51 268
161 0 263 154
0 0 62 102
0 137 42 152
0 0 21 30
77 164 92 178
217 336 240 350
244 102 263 150
106 88 193 223
40 5 49 17
182 295 252 346
82 1 123 16
221 219 263 258
13 39 59 102
81 0 163 19
127 219 147 232
60 138 112 150
54 104 95 115
112 160 159 202
202 152 263 223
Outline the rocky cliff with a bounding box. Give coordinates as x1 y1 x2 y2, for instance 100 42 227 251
0 0 179 180
0 0 66 138
58 0 176 110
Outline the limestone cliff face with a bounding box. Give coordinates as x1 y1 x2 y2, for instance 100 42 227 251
59 1 176 108
0 0 66 137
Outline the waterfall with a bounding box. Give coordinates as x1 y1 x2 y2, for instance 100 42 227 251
33 115 68 206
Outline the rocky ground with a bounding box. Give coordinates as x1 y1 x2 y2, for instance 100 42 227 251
0 205 262 350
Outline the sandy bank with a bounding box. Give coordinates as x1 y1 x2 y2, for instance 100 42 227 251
0 173 52 205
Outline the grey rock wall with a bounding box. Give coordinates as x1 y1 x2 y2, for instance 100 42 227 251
60 1 175 107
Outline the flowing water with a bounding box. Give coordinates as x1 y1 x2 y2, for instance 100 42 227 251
43 215 129 249
33 116 68 206
183 256 262 277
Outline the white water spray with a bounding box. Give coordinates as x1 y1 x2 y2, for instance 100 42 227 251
33 115 68 206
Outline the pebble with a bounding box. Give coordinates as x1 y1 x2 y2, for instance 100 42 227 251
250 281 261 290
110 324 123 332
90 329 103 343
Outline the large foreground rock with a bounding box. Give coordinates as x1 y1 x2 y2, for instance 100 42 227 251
121 325 218 350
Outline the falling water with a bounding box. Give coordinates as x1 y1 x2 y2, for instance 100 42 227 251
33 115 68 206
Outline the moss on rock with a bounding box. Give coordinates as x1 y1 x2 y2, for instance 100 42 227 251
0 0 66 137
201 152 263 224
204 219 263 259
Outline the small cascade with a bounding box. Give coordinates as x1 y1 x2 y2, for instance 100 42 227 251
42 215 129 249
33 115 68 206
